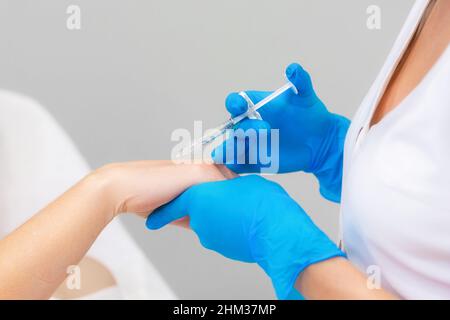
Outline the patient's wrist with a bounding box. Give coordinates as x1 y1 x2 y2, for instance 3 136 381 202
78 170 118 223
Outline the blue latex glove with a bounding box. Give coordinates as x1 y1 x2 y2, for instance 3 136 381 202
146 175 345 299
212 63 350 202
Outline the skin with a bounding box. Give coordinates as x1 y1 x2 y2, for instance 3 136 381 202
0 161 235 299
296 0 450 299
296 258 396 300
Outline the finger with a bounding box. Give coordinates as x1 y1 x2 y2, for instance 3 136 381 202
146 191 190 230
285 63 315 97
225 92 248 117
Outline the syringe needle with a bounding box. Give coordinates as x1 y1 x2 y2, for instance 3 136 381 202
176 119 234 158
176 81 296 158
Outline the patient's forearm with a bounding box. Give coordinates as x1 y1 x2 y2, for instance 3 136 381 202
0 176 111 299
295 257 397 300
0 162 231 299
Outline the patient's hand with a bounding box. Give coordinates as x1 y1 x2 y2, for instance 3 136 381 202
88 161 236 219
0 160 234 299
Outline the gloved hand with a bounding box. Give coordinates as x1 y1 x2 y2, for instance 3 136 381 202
146 175 345 299
212 63 350 202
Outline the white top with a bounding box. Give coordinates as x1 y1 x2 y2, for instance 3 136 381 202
0 90 176 299
341 0 450 299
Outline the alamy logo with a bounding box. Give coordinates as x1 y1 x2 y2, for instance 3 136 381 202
171 121 280 173
66 5 81 30
366 5 382 30
66 265 81 290
366 265 381 290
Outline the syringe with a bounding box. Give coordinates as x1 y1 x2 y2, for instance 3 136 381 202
177 81 297 157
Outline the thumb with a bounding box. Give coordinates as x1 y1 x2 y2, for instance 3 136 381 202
146 191 190 230
285 63 315 97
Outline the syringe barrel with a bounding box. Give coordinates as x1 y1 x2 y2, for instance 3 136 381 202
201 120 234 144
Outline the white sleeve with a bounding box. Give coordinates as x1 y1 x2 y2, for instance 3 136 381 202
0 90 176 299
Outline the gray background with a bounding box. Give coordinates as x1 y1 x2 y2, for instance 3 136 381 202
0 0 415 299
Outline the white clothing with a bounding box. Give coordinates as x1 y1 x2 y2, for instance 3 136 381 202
341 0 450 298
